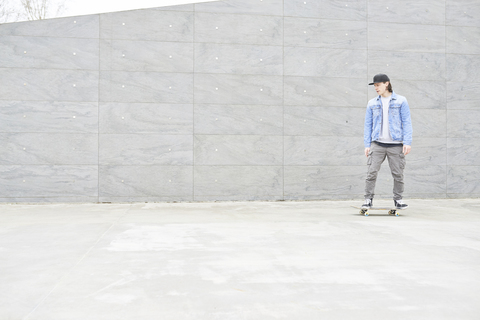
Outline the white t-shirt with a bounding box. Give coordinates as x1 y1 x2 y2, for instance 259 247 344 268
378 96 396 144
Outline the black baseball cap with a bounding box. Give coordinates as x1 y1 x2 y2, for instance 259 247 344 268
369 74 390 85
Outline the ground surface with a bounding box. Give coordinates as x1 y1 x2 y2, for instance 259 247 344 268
1 199 479 319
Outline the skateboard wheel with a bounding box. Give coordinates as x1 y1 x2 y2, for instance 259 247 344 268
364 211 369 216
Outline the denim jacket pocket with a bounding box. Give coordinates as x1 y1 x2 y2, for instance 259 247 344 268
372 106 381 117
389 104 401 117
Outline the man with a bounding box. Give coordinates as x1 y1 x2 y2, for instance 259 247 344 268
362 74 413 209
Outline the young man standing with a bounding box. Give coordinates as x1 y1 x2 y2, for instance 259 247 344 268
362 74 413 209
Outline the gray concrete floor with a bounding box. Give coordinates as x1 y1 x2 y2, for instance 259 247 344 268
1 199 479 320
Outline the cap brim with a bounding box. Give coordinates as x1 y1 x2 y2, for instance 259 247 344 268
368 82 374 85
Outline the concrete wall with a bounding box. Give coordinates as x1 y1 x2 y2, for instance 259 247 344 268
1 0 479 203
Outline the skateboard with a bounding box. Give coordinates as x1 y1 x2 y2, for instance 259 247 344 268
351 206 406 216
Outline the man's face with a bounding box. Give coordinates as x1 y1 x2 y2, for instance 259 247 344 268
374 82 389 96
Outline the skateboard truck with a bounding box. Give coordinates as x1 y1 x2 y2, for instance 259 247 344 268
360 208 399 216
352 206 405 216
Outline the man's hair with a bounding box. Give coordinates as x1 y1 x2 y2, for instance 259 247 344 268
386 82 393 93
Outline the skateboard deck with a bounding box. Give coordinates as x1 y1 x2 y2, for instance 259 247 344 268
351 206 406 216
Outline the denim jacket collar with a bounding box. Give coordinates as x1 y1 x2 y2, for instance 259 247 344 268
375 91 397 102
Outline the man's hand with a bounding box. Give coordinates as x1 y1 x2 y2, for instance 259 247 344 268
403 145 411 155
365 147 371 157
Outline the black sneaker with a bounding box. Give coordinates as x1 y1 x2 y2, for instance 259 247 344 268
394 200 408 209
361 198 373 209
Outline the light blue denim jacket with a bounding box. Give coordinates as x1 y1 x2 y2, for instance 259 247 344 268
364 91 413 148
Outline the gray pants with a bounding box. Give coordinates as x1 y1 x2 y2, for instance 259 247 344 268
365 142 406 200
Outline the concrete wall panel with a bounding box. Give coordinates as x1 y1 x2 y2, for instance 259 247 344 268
0 69 98 101
194 74 283 105
99 103 193 134
0 15 99 38
195 12 283 46
194 105 283 135
100 71 193 103
99 166 193 199
284 47 367 78
368 0 445 25
447 166 480 195
99 134 193 165
393 80 446 109
1 0 478 202
284 106 364 136
194 166 283 201
196 0 283 16
446 0 480 27
447 139 480 166
284 166 364 200
194 135 283 165
446 26 480 54
284 77 366 107
349 164 447 199
404 164 447 198
407 165 447 195
411 109 447 138
0 196 99 203
100 10 194 42
0 133 98 165
368 22 445 53
447 109 480 138
195 43 283 75
0 101 98 133
284 0 367 21
0 36 99 70
447 54 480 82
284 18 366 50
446 82 480 109
408 138 446 166
0 165 98 198
368 52 446 81
284 137 363 166
100 40 194 72
390 165 446 195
